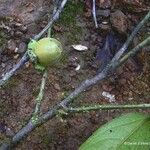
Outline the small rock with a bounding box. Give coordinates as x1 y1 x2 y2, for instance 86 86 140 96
1 55 9 62
10 30 15 37
123 91 128 96
98 0 111 9
14 23 22 27
128 91 133 97
117 67 123 75
54 83 61 91
110 10 128 34
0 123 6 133
19 25 28 33
7 39 16 53
14 31 23 37
97 9 110 18
116 94 123 101
13 54 19 59
14 47 18 53
102 84 113 92
99 23 111 31
25 62 30 68
129 84 134 90
63 73 71 83
68 57 79 68
102 84 108 91
128 97 133 101
119 78 126 85
18 42 26 54
129 77 134 82
1 63 6 68
69 70 77 77
5 127 15 137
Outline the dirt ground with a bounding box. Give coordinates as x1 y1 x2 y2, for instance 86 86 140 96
0 0 150 149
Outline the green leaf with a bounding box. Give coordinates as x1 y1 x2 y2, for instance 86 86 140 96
80 113 150 150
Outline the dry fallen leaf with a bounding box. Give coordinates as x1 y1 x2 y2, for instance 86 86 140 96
72 45 88 51
75 64 81 71
102 91 116 102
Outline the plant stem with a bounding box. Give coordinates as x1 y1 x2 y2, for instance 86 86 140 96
48 28 51 38
31 70 47 124
66 104 150 113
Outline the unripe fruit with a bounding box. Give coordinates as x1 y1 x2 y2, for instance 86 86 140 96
34 38 63 67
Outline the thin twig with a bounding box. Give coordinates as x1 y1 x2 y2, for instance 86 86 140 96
92 0 98 28
65 103 150 113
1 35 149 150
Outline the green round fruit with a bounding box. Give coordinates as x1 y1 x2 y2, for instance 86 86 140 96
34 37 63 67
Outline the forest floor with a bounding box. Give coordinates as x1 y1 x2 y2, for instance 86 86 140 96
0 0 150 149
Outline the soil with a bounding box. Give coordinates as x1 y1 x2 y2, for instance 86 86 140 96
0 0 150 150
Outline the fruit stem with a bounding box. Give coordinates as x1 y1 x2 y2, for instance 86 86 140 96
48 27 51 38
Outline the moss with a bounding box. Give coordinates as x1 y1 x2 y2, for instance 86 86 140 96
0 104 9 118
34 125 54 148
2 77 19 89
68 25 83 43
0 29 7 51
19 118 29 127
57 0 83 26
32 88 39 97
62 91 70 99
55 0 84 44
0 78 19 118
139 33 150 42
126 5 134 11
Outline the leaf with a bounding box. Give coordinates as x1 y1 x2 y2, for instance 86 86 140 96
80 113 150 150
